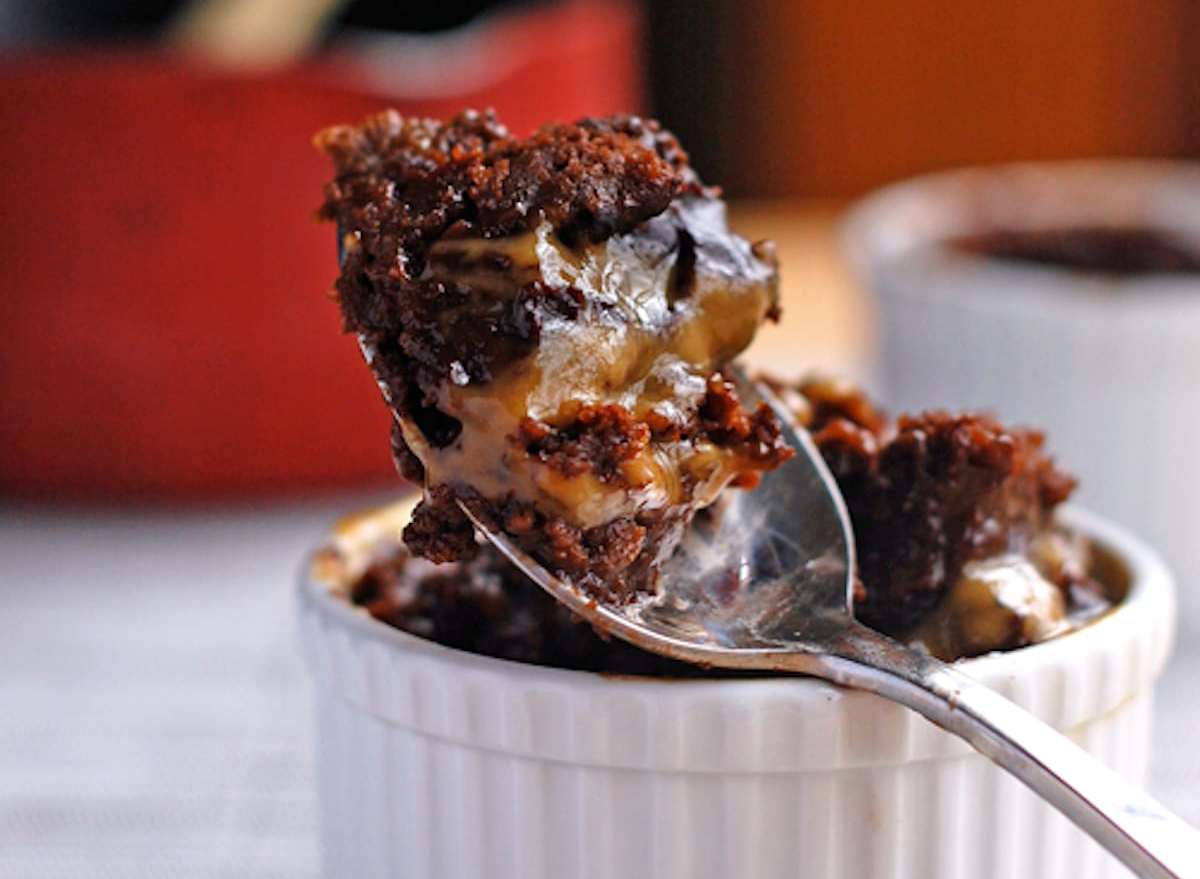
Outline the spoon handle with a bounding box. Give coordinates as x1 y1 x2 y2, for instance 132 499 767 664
794 622 1200 879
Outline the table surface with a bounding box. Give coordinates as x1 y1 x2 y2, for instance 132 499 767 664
3 205 1197 878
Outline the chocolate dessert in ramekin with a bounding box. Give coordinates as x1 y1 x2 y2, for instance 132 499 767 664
301 116 1176 879
346 377 1113 666
299 479 1172 879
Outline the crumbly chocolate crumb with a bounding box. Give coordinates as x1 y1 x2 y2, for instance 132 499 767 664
402 484 479 564
784 378 1077 635
352 545 703 675
316 109 700 275
517 405 651 481
403 486 684 604
515 378 792 484
698 375 795 471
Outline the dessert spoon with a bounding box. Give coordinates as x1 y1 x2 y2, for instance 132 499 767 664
459 369 1200 879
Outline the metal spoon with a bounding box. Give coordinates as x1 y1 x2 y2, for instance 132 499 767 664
458 370 1200 879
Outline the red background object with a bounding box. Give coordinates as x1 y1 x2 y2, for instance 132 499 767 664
0 0 643 501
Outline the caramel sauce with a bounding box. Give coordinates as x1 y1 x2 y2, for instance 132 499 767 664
404 199 778 528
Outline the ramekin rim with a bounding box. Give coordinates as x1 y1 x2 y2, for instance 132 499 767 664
296 500 1174 694
295 500 1174 769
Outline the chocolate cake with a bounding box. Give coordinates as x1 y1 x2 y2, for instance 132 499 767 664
347 378 1111 666
772 376 1108 658
317 110 791 602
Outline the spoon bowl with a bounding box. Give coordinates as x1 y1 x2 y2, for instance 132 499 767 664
461 373 856 669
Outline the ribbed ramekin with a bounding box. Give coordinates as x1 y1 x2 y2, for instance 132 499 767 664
843 160 1200 624
296 498 1174 879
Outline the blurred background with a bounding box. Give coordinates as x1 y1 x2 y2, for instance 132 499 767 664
650 1 1200 196
3 2 1199 876
5 0 1199 501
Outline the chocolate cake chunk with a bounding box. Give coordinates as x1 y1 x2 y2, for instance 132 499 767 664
774 376 1105 656
318 110 791 602
351 544 700 676
350 378 1111 668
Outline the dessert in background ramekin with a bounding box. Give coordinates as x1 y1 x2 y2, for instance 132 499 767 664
297 495 1173 879
844 160 1200 624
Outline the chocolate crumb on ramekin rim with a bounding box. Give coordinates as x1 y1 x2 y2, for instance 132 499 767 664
318 110 791 603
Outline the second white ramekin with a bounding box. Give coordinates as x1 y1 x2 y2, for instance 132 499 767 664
297 498 1174 879
843 160 1200 623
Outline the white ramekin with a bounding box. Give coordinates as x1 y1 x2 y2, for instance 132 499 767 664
297 498 1174 879
842 160 1200 624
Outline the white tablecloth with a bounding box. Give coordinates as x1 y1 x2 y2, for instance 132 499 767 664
2 493 1197 878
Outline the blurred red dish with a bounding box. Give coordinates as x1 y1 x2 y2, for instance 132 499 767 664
0 0 642 501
